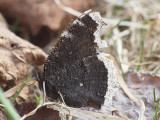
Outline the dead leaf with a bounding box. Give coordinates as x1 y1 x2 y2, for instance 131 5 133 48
4 81 38 98
0 0 95 35
14 102 60 120
0 26 47 90
4 83 26 98
0 102 61 120
125 71 160 88
125 71 160 119
0 12 8 29
99 70 160 119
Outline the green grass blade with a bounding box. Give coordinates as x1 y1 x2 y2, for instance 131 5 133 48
108 18 130 81
108 17 130 38
111 6 122 18
113 40 126 81
37 96 41 106
153 67 160 75
0 87 20 120
153 88 156 102
12 19 19 33
154 98 160 120
136 39 144 71
11 74 33 103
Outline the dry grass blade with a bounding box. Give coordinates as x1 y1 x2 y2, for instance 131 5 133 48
4 83 24 98
4 80 37 98
55 0 149 29
55 0 81 17
111 55 145 120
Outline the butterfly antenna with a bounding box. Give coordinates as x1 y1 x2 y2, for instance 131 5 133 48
11 42 37 67
11 42 40 85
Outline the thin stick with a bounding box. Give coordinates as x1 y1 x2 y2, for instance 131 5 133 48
58 91 66 106
20 104 44 120
42 81 46 104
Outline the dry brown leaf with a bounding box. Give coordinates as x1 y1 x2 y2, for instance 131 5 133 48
125 71 160 88
4 81 38 98
0 26 47 90
98 70 160 119
17 86 29 103
0 12 8 29
0 102 61 120
124 71 160 119
20 102 129 120
4 83 26 98
15 102 60 120
0 0 95 35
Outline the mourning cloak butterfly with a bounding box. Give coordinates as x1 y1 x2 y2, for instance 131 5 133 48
38 10 118 108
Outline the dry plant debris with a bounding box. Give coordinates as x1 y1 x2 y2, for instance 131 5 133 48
0 13 8 29
0 0 160 120
0 0 95 35
51 0 160 119
99 71 160 120
99 0 160 75
0 26 47 90
0 102 60 120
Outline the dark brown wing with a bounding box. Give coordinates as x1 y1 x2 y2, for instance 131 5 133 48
42 11 108 107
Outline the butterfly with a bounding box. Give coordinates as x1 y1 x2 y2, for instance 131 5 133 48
37 10 118 108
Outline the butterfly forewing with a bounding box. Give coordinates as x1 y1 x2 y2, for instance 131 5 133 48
42 11 108 107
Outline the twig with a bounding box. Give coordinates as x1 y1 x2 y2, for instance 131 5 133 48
42 81 46 104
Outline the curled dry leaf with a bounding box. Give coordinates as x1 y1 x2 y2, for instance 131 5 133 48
0 27 47 90
0 0 95 35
